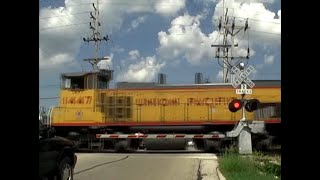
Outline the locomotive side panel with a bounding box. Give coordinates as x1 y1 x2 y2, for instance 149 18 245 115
95 86 280 125
52 89 103 125
51 85 280 126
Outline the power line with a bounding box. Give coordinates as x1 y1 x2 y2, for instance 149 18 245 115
57 1 183 7
40 22 89 31
40 11 91 19
249 30 280 35
98 1 181 7
214 6 280 17
39 4 92 34
40 97 59 100
70 0 168 7
59 3 92 7
241 17 280 25
214 16 280 25
170 30 280 36
256 72 281 74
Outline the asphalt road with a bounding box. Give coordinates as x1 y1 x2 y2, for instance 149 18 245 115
73 152 225 180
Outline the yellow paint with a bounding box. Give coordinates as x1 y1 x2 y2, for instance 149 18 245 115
51 86 281 125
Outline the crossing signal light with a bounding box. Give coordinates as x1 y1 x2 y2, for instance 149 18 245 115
229 99 243 112
245 99 260 112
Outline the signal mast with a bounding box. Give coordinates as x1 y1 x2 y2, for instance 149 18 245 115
212 1 261 155
82 0 113 89
83 0 111 71
211 0 250 83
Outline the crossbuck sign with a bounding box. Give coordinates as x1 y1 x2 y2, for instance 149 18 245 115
231 65 255 88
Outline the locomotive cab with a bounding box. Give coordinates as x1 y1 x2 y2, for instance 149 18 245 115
61 69 113 90
50 69 113 127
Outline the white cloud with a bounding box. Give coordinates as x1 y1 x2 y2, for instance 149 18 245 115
123 0 185 15
155 0 186 16
111 46 125 53
236 0 275 3
213 0 280 45
157 14 215 65
39 50 75 69
157 13 254 66
127 16 148 32
132 16 147 29
39 0 184 71
128 50 140 60
39 4 85 69
264 55 274 64
116 55 165 82
97 54 113 69
39 0 125 70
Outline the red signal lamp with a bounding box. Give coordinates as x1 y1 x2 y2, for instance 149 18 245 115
229 99 243 112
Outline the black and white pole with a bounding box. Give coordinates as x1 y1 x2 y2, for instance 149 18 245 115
237 62 252 154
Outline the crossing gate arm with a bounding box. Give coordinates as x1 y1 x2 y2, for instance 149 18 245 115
96 133 226 139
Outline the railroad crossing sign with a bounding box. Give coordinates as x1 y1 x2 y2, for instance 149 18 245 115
231 65 255 88
236 84 252 94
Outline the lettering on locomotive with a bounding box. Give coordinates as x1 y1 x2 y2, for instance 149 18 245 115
136 98 180 106
187 97 236 106
62 96 92 105
135 97 237 106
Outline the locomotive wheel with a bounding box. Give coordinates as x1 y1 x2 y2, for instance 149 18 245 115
114 140 129 153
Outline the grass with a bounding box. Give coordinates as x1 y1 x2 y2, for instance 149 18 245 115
218 147 281 180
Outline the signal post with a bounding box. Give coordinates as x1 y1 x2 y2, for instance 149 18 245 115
226 63 261 154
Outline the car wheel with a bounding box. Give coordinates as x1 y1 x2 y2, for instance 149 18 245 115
57 157 73 180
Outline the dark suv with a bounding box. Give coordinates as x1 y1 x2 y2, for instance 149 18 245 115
39 120 77 180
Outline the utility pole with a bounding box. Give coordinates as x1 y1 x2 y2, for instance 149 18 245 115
211 0 250 83
83 0 110 71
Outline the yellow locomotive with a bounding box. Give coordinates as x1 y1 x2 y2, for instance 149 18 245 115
46 69 280 151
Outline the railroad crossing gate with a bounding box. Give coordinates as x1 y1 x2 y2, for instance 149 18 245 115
231 65 255 94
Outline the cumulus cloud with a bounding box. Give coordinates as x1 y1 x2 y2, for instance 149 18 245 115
155 0 279 71
39 0 124 70
236 0 275 3
264 55 274 64
97 54 113 69
39 49 75 69
132 16 147 28
213 0 280 45
39 6 83 69
157 14 216 65
127 16 148 32
155 0 186 16
111 45 125 53
40 0 185 70
116 54 165 82
157 13 255 66
128 50 140 60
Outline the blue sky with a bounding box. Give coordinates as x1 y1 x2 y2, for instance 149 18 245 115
39 0 281 107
